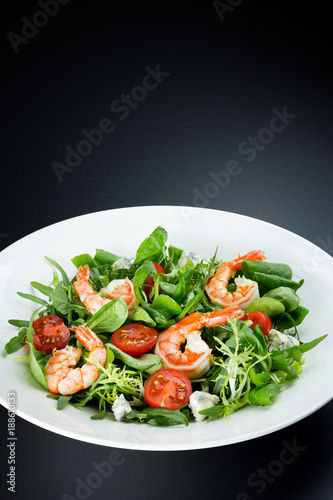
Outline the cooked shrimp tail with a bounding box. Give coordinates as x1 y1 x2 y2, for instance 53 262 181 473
100 278 138 313
154 306 243 379
44 326 107 395
74 265 138 315
73 265 109 315
205 249 266 310
231 249 266 271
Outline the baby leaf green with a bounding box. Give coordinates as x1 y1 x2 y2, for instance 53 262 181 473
134 226 168 264
87 298 128 333
105 343 162 374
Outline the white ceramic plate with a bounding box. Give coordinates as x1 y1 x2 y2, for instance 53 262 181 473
0 206 332 450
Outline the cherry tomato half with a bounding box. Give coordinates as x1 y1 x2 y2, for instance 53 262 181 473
143 262 165 300
32 315 70 354
144 368 192 410
244 311 273 338
111 323 158 356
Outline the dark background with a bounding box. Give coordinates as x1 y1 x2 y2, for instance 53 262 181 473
1 1 332 499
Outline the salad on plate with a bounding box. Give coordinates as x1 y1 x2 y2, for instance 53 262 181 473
5 226 326 427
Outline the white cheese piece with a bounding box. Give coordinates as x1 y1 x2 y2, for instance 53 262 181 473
189 391 219 422
112 394 132 422
177 250 207 268
112 257 134 270
268 328 300 352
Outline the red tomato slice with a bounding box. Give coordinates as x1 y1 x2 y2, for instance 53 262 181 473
32 315 70 353
144 368 192 410
143 262 165 300
244 311 273 338
111 323 158 356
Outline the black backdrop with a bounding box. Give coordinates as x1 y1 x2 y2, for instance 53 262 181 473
1 2 333 500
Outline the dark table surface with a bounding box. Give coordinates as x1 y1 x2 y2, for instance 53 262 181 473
1 2 332 499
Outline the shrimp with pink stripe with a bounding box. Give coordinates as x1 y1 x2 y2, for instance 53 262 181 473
154 306 243 379
205 249 266 311
44 325 107 395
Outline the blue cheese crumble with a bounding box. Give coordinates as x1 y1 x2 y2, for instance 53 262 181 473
189 391 219 422
112 394 132 421
268 329 300 352
177 250 207 268
112 257 134 270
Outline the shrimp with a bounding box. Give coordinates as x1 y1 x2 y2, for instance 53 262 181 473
154 306 243 379
100 278 138 313
205 250 266 311
44 325 107 395
73 265 110 315
73 265 138 314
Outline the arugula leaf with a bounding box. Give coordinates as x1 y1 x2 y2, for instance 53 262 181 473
270 334 327 357
17 291 49 307
199 396 249 419
45 256 70 287
249 368 271 387
243 325 268 357
175 291 204 320
241 325 271 372
270 353 298 381
249 382 283 406
5 329 27 354
8 319 30 328
52 282 75 315
30 281 81 315
172 268 194 304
